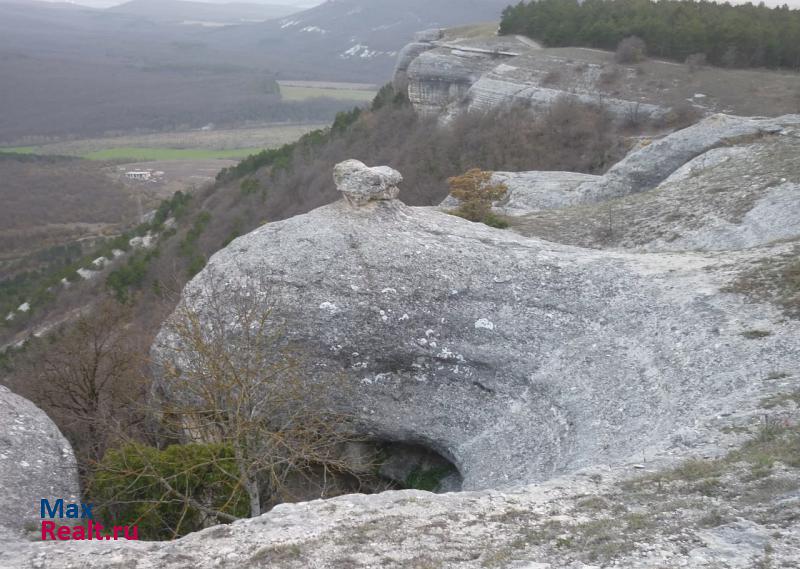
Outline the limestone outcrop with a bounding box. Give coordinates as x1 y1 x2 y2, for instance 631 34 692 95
148 158 800 496
333 159 403 205
3 149 800 569
394 28 800 123
0 386 80 539
394 33 670 122
452 113 800 252
576 113 798 202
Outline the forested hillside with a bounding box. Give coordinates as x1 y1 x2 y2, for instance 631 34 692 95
500 0 800 70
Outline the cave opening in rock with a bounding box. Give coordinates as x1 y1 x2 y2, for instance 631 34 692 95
371 441 463 493
267 441 463 510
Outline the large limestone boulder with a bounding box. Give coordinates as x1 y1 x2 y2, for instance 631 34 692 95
0 386 80 538
576 113 799 202
460 114 800 252
153 160 800 492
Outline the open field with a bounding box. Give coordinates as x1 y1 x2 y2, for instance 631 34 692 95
277 81 378 102
1 146 38 155
83 147 264 161
0 123 327 162
0 154 137 263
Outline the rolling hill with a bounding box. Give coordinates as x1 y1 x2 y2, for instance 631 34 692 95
0 0 515 141
0 0 346 142
110 0 299 25
206 0 513 82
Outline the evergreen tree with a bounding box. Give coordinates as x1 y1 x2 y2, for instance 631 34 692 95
500 0 800 70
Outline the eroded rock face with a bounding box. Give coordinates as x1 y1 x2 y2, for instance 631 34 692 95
576 113 797 202
0 386 80 538
396 33 669 122
152 160 799 494
459 114 800 252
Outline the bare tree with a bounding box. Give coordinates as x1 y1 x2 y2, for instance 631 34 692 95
153 272 373 518
21 300 145 465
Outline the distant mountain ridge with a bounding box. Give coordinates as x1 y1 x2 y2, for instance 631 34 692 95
207 0 512 81
111 0 299 25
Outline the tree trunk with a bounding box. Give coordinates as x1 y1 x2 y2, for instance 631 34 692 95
233 444 261 517
246 479 261 518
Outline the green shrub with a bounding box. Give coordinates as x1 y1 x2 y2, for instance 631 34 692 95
240 178 260 196
91 443 249 540
371 83 410 111
106 249 158 303
186 254 207 278
404 465 455 492
447 169 509 229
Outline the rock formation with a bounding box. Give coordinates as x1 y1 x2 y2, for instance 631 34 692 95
147 154 800 497
394 32 669 122
3 143 799 568
0 386 80 540
394 30 800 123
333 159 403 205
447 113 800 252
3 150 798 565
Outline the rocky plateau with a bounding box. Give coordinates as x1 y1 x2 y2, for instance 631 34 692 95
2 32 800 569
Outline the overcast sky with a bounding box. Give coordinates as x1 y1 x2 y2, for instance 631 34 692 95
41 0 321 8
34 0 800 9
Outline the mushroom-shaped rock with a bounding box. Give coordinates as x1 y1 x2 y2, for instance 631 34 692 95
334 159 403 206
0 386 80 538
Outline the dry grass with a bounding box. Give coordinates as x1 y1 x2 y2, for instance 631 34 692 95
443 22 500 40
725 244 800 319
524 46 800 117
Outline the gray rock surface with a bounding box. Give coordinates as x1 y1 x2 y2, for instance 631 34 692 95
4 396 799 569
393 41 437 90
0 386 80 538
397 35 670 122
465 66 664 121
3 146 800 569
414 28 444 43
440 171 602 215
490 114 800 252
151 160 800 494
333 159 403 205
576 113 799 202
406 48 501 115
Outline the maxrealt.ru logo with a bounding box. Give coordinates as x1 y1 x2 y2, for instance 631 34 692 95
40 499 139 541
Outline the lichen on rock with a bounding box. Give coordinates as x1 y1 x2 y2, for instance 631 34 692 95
0 386 80 539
